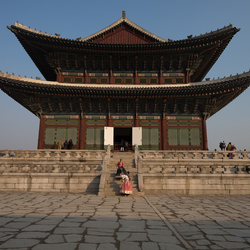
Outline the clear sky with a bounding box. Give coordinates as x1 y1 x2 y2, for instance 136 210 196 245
0 0 250 150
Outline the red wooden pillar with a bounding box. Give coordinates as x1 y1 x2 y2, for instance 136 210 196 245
134 56 138 85
161 118 167 150
107 116 113 126
202 119 208 150
107 99 113 126
159 56 163 84
37 117 45 149
79 114 86 149
134 99 140 126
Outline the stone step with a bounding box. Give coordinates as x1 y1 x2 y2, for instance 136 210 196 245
98 190 144 196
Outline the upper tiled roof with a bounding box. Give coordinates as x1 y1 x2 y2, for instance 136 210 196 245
7 15 240 82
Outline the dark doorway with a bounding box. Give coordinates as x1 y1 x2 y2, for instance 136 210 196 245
114 128 132 151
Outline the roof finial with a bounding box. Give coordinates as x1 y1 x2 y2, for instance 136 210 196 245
122 11 126 19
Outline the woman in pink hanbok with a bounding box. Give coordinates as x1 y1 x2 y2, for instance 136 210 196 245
120 171 133 195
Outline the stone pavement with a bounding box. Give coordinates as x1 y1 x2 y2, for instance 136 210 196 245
0 193 250 249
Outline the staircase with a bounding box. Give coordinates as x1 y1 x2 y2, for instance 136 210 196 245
99 152 144 196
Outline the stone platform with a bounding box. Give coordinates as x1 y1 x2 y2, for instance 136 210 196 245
0 192 250 249
0 148 250 195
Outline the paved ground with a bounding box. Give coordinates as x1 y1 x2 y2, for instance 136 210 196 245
0 193 250 249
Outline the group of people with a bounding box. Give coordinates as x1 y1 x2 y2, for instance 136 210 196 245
219 141 236 151
116 158 133 195
57 139 73 150
219 141 237 158
120 139 129 152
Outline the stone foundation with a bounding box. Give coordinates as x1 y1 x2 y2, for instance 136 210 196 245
0 149 249 195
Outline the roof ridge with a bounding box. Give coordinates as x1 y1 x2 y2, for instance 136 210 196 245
9 22 60 38
80 12 167 43
9 21 239 44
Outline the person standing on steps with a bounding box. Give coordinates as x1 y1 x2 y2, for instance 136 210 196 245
120 139 124 152
116 159 125 179
120 171 133 195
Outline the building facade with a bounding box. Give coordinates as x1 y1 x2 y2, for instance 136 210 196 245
1 12 250 150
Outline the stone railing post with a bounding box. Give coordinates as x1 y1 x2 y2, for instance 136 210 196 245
98 148 110 195
134 144 138 169
106 144 110 165
137 155 144 192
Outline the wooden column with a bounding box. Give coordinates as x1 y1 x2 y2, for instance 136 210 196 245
134 56 138 84
202 119 208 150
134 98 140 126
79 113 86 149
161 114 167 150
37 117 45 149
107 98 113 126
186 68 190 83
84 55 88 84
109 56 113 84
159 56 163 84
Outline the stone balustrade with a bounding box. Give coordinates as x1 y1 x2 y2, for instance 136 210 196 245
137 150 250 175
0 149 106 159
0 149 106 174
137 150 250 160
135 150 250 195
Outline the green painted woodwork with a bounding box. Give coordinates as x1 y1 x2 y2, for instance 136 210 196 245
140 120 160 126
167 120 201 126
190 121 201 126
113 120 133 126
45 120 57 125
57 120 69 125
167 121 178 126
44 127 78 145
179 128 189 145
86 120 106 126
56 128 67 143
190 128 201 146
44 127 56 145
167 116 201 121
45 119 79 126
168 127 201 146
168 128 178 146
179 121 189 126
85 127 104 150
142 128 160 150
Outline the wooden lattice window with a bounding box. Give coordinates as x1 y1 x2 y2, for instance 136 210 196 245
74 77 83 83
168 128 201 146
63 77 72 83
89 78 97 84
176 78 184 84
139 78 147 84
100 78 108 84
114 78 122 84
85 127 104 150
125 78 133 84
164 78 173 84
142 128 160 150
44 127 78 145
150 78 158 84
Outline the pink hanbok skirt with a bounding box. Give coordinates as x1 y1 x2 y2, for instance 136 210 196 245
120 179 133 194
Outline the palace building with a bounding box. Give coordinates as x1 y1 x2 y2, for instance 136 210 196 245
1 12 250 150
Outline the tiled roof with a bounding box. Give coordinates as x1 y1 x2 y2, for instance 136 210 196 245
1 71 249 95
